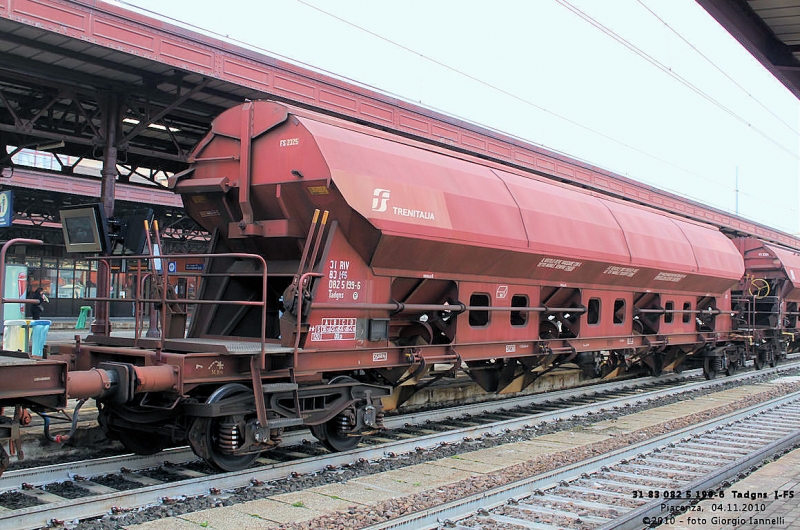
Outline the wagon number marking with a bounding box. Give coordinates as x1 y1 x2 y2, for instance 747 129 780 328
279 138 299 147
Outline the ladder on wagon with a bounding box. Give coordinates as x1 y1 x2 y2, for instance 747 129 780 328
245 209 328 442
284 209 329 349
245 210 330 443
276 210 330 431
143 219 188 338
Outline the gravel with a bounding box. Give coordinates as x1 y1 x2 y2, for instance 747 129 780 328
57 372 800 530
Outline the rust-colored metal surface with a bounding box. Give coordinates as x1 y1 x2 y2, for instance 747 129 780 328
0 356 66 406
187 101 744 295
0 0 798 250
177 99 747 389
0 87 780 477
737 237 800 301
765 244 800 293
66 369 108 400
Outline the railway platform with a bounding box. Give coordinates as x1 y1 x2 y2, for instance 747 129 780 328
45 317 137 331
41 318 138 344
2 317 138 347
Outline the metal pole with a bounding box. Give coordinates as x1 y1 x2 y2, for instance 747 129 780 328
142 223 161 339
91 92 120 335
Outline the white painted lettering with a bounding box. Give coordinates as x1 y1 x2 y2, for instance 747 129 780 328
392 206 435 220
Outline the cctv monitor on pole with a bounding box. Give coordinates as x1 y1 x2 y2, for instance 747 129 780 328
60 204 111 254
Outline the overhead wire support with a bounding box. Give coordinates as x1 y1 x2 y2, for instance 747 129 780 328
555 0 799 161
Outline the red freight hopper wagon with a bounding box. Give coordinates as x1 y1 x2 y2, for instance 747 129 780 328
732 238 800 367
0 100 752 475
176 100 745 399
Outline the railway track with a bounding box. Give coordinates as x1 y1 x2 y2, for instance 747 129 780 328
4 369 695 479
381 389 800 530
1 363 798 530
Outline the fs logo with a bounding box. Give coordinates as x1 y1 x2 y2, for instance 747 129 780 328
371 188 391 212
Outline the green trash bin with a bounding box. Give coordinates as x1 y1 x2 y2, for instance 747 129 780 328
76 306 92 330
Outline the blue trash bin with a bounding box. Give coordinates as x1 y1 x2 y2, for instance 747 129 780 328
30 320 51 357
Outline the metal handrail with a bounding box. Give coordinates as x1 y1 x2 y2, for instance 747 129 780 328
83 252 270 363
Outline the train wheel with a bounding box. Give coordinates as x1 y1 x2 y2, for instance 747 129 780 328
190 383 260 472
703 357 719 380
725 361 737 377
754 356 763 370
98 402 171 455
310 376 363 452
0 444 9 476
312 413 362 452
648 352 664 377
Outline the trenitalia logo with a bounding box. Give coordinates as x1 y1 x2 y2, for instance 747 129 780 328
371 187 436 221
371 188 390 212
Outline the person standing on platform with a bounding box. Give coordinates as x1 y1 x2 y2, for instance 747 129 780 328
29 287 48 320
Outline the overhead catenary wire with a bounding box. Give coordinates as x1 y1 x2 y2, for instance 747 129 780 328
120 0 736 196
636 0 799 137
556 0 799 160
296 0 742 180
117 0 799 227
296 0 799 223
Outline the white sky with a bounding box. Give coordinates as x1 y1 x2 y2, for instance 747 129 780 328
122 0 800 234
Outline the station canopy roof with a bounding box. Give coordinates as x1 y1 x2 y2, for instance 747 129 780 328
0 9 262 175
698 0 800 100
0 1 270 233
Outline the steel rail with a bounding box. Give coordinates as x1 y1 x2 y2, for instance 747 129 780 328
603 421 800 529
0 447 198 495
2 363 799 529
391 357 798 430
365 391 800 530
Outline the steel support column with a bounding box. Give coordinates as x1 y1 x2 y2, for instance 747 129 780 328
91 92 121 334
